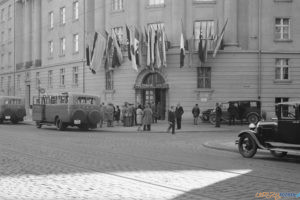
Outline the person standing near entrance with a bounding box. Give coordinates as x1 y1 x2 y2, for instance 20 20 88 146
167 106 176 134
136 105 143 131
215 103 222 128
175 103 184 130
192 104 200 125
143 104 152 131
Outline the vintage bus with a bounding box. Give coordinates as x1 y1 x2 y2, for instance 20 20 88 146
32 92 102 131
0 96 26 124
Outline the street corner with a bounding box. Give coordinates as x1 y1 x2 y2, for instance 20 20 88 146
203 140 238 153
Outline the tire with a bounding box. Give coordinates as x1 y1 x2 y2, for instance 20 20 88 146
270 150 287 158
88 110 101 125
247 113 259 124
209 114 216 125
36 121 42 129
201 114 209 122
56 119 66 131
238 134 257 158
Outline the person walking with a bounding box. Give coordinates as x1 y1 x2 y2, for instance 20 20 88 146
167 106 176 134
215 103 222 128
192 104 200 125
175 103 184 130
143 104 153 131
136 105 143 131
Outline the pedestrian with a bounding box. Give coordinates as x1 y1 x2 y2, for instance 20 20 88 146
115 105 120 125
136 105 143 131
143 104 152 131
175 103 184 130
228 102 238 125
215 102 222 128
99 102 105 128
151 102 157 123
106 103 114 127
167 106 176 134
192 104 200 125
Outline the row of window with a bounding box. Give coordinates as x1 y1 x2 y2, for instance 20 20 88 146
48 34 79 57
1 28 12 44
0 4 12 22
48 1 79 29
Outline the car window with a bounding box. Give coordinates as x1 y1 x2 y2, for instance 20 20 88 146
250 102 257 107
281 105 296 120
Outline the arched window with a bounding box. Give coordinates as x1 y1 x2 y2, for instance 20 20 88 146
142 73 165 87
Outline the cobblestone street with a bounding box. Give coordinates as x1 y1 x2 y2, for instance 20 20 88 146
0 122 299 200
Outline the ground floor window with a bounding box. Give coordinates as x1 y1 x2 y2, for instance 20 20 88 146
197 67 211 88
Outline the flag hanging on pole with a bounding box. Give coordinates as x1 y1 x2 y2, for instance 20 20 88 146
126 25 132 61
161 28 167 67
134 27 140 67
180 19 186 68
90 33 106 74
129 26 138 71
146 26 151 67
155 29 161 68
198 26 204 63
112 29 124 65
213 19 228 58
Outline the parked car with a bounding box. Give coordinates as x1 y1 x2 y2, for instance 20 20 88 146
0 96 26 124
32 92 102 131
237 101 300 158
209 100 261 125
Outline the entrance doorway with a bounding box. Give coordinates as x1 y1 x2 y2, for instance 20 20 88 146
139 73 168 120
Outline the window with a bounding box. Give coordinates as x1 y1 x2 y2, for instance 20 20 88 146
197 67 211 88
8 28 11 41
17 75 21 90
72 66 79 86
275 18 290 40
105 70 114 90
48 40 54 57
149 0 164 6
0 77 4 91
1 31 4 43
49 11 54 29
194 20 215 50
36 72 40 89
60 68 65 87
275 58 289 80
8 5 11 19
8 52 11 67
112 27 124 43
7 76 11 95
60 7 66 25
73 1 79 20
48 70 53 88
73 34 79 53
1 54 4 66
112 0 124 11
60 37 66 55
1 8 4 22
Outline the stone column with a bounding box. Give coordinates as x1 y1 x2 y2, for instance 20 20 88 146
223 0 239 49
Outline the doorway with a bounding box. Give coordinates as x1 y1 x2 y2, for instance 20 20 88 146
142 88 166 120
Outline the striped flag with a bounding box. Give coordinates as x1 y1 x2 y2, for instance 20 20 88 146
91 33 106 74
213 19 228 58
126 25 132 61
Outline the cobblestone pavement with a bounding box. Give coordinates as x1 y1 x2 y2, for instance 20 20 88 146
0 122 299 200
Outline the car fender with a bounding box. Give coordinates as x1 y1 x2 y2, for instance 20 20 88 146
238 130 267 150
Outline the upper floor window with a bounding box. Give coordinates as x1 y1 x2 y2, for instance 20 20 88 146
194 20 215 50
60 7 66 25
275 58 289 80
73 34 79 53
8 5 11 19
197 67 211 88
48 40 54 57
17 75 21 90
8 28 11 41
112 0 124 11
8 52 11 67
73 1 79 20
1 8 4 22
72 66 79 86
149 0 164 6
275 18 290 40
60 68 65 87
49 11 54 29
36 72 40 89
48 70 53 88
60 37 66 55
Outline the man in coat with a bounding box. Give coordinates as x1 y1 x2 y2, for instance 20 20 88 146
215 103 222 128
167 106 176 134
192 104 200 125
175 103 184 130
143 104 153 131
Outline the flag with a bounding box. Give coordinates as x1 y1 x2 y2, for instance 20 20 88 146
129 26 138 71
86 32 99 74
86 46 90 66
155 29 161 68
146 26 151 67
180 20 185 68
150 26 155 66
91 33 106 74
203 23 209 63
187 34 195 67
213 19 228 58
134 27 140 67
104 35 114 71
126 25 132 61
161 28 167 67
198 25 205 63
112 29 123 65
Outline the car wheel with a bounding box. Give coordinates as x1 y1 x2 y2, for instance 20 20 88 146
202 114 209 122
36 121 42 129
247 113 259 124
209 114 216 125
56 119 66 131
270 150 287 158
238 134 257 158
11 118 19 124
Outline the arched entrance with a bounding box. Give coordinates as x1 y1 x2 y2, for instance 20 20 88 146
134 70 168 120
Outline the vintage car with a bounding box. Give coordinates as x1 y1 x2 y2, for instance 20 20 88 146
237 101 300 158
209 100 261 125
200 108 213 122
32 92 102 131
0 96 26 124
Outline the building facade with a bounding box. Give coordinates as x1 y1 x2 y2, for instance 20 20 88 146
1 0 300 120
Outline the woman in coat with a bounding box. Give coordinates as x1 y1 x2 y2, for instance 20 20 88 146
136 105 143 131
143 104 152 131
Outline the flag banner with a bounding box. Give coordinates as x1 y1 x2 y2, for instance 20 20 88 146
134 27 140 67
187 35 195 67
86 46 90 67
213 19 228 58
129 26 138 71
155 29 161 68
146 26 151 67
126 25 132 61
90 33 106 74
150 26 155 67
180 19 186 68
112 29 124 65
161 28 167 67
198 28 204 63
90 32 98 60
104 35 114 71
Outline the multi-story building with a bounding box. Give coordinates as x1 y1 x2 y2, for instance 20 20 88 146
1 0 300 120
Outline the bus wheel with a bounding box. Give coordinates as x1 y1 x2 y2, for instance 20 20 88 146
56 119 66 131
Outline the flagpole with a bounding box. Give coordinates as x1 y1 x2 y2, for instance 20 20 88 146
83 0 86 93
